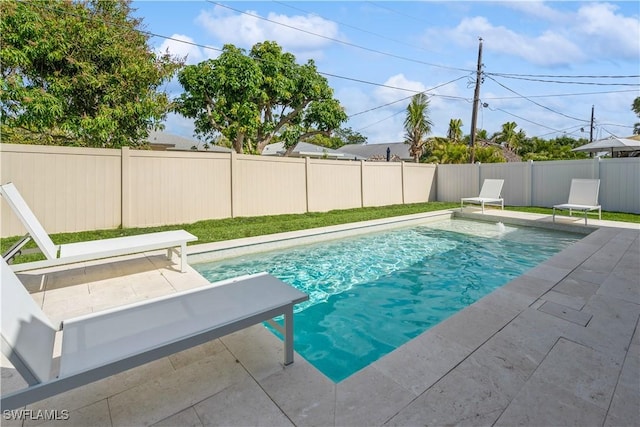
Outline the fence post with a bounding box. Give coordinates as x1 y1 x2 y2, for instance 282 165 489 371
360 160 365 208
305 156 311 213
230 151 236 218
121 146 130 228
528 159 534 207
593 156 600 179
401 161 406 204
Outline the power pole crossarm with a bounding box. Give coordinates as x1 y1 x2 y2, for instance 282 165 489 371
469 37 484 164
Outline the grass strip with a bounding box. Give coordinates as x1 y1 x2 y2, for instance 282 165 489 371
2 202 638 265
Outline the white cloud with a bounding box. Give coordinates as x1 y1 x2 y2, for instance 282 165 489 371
374 74 426 104
575 3 640 60
435 16 585 67
424 3 639 68
503 1 567 22
195 6 339 57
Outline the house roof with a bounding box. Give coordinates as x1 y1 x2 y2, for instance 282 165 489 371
147 131 232 153
336 142 413 161
262 142 358 159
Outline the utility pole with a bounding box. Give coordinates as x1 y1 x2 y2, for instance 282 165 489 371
590 105 595 143
469 37 483 164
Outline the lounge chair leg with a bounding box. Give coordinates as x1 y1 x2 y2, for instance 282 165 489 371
283 306 294 365
180 243 187 273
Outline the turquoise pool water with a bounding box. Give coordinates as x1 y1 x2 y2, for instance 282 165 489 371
194 219 581 382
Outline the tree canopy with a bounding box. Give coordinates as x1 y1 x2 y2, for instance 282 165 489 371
175 41 347 154
0 0 182 147
403 93 433 162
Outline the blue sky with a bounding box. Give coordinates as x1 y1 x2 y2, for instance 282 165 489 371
132 1 640 144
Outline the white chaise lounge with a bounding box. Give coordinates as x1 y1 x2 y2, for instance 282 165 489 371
461 179 505 213
1 182 197 272
0 258 308 410
552 178 601 225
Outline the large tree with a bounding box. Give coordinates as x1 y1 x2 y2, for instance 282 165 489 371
175 41 347 154
403 93 433 162
0 0 182 147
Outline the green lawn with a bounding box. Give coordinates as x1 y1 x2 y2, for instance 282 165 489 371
2 202 638 264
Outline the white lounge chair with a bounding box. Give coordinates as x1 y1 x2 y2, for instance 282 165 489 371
553 179 601 225
0 258 308 410
461 179 505 213
1 182 197 272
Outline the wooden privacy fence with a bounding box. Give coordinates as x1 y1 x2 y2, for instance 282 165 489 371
0 144 437 237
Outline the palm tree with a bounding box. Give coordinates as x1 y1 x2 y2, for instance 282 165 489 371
495 121 518 150
447 118 463 143
403 93 433 162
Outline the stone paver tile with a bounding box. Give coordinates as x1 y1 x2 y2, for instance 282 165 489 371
606 382 640 425
500 274 556 300
153 407 203 427
605 341 640 425
553 276 600 301
427 305 513 352
26 399 111 427
372 330 470 396
492 306 578 365
540 289 587 310
597 271 640 305
521 338 620 410
494 380 606 427
579 294 640 359
385 367 508 426
537 301 592 326
108 351 249 426
1 358 29 396
220 325 291 381
29 358 174 414
195 377 293 427
130 277 179 300
523 262 571 283
571 265 612 285
472 287 532 316
259 357 335 427
335 367 415 427
41 283 90 305
168 341 226 371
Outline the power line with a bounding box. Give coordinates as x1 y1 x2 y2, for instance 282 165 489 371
209 1 472 72
485 74 640 86
487 72 640 79
485 88 639 100
485 75 590 123
273 1 436 56
347 74 471 118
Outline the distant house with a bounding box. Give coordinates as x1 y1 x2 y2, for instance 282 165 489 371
337 142 413 162
262 141 363 159
147 131 232 153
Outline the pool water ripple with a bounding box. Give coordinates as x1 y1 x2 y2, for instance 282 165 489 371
195 219 581 382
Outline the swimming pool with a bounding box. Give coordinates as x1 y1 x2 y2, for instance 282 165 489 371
194 218 581 382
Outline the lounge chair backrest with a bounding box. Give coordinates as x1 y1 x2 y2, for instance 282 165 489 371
0 183 58 259
567 179 600 206
478 179 504 199
1 258 57 383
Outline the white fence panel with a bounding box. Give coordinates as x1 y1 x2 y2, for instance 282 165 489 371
599 158 640 214
436 164 479 202
531 159 599 207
